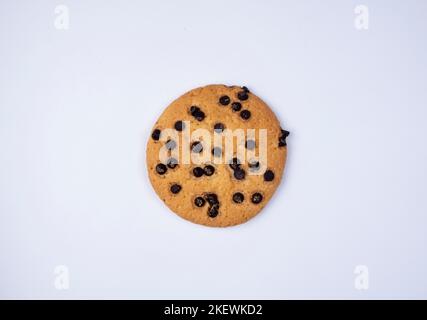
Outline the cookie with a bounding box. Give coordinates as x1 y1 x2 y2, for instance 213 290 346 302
146 84 289 227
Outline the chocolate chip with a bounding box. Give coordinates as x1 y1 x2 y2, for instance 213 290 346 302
281 129 290 136
212 147 222 157
231 102 242 112
194 197 206 207
205 193 219 206
240 109 251 120
234 168 246 180
245 140 256 150
208 204 219 218
229 157 242 170
170 184 182 194
174 121 185 131
156 164 167 175
237 91 249 101
193 167 204 178
194 110 205 121
166 139 177 150
219 95 231 106
190 106 205 121
249 160 260 170
279 129 290 147
264 170 275 182
204 193 220 217
279 137 287 147
204 165 215 176
214 123 225 133
151 129 161 141
167 157 178 169
190 106 200 115
191 141 203 153
233 192 245 204
251 192 263 204
242 86 250 93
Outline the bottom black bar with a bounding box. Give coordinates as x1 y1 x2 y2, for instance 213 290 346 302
1 300 425 318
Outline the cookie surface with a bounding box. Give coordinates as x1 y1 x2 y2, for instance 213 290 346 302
147 84 289 227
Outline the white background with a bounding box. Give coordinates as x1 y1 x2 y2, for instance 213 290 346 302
1 0 427 299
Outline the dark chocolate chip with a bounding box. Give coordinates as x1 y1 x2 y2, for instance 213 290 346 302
194 197 206 207
237 91 249 101
232 192 245 204
170 184 182 194
193 167 204 178
229 157 242 170
212 147 222 157
174 121 185 131
205 193 219 206
191 141 203 153
190 106 200 115
167 157 178 169
165 139 177 150
190 106 205 121
240 109 251 120
279 129 290 147
156 163 167 175
234 168 246 180
231 102 242 112
214 123 225 133
251 192 263 204
219 95 231 106
264 170 275 182
208 204 220 218
194 110 205 121
279 137 287 147
249 160 260 170
242 86 250 93
151 129 161 141
204 165 215 176
281 129 290 137
245 140 256 150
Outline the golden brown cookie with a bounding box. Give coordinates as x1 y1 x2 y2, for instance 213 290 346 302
146 84 289 227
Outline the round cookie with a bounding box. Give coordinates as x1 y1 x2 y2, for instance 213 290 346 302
146 84 289 227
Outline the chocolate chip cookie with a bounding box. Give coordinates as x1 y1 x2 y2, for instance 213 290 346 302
147 84 289 227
